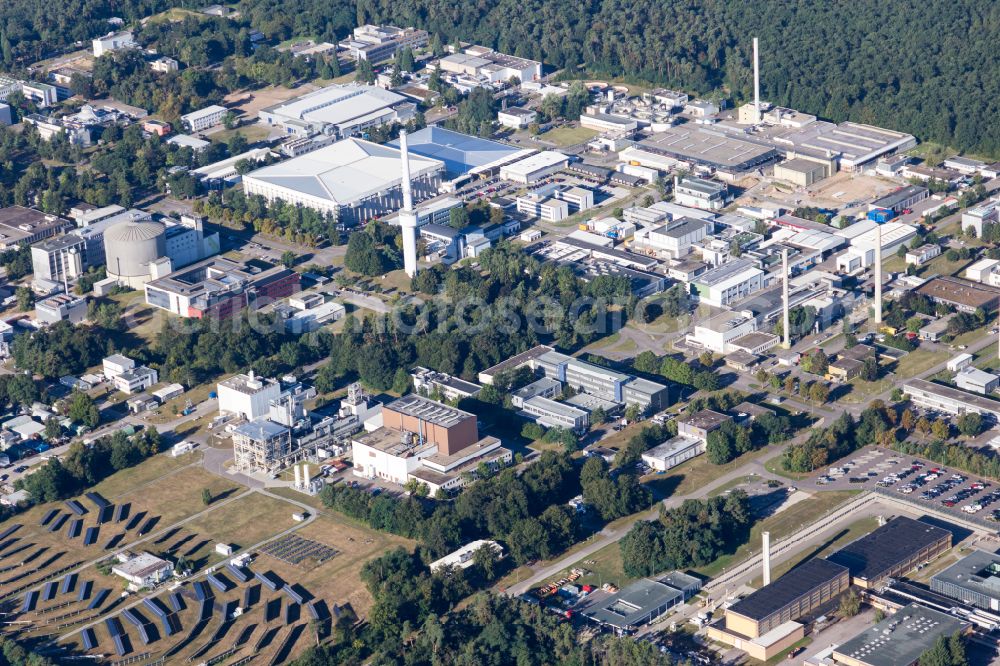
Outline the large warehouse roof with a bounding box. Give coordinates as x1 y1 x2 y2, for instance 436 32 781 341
728 558 848 622
261 84 406 126
243 138 443 206
827 516 951 583
388 126 530 178
638 126 778 173
769 121 916 168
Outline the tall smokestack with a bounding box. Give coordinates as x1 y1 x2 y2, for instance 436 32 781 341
399 130 419 278
753 38 760 121
782 248 790 348
762 531 771 586
874 223 883 326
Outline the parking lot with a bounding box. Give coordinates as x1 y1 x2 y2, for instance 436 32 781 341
811 446 1000 526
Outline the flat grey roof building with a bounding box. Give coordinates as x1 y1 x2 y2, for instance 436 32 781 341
638 126 778 173
827 516 951 587
728 558 848 622
832 603 968 666
581 578 684 632
931 550 1000 611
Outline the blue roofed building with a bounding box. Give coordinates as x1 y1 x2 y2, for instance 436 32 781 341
389 126 533 184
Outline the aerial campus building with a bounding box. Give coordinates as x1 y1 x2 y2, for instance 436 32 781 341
352 394 512 495
242 138 444 222
932 550 1000 612
580 573 701 634
258 84 416 139
830 604 969 666
707 558 850 661
826 516 952 589
387 126 533 189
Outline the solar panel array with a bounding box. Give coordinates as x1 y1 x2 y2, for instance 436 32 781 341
83 526 99 546
259 534 338 566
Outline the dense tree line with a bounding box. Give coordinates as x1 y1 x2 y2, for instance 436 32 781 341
320 451 580 562
580 456 651 520
782 404 894 473
7 1 1000 154
706 412 791 465
319 243 636 391
15 428 162 503
292 567 674 666
632 350 719 393
619 491 752 577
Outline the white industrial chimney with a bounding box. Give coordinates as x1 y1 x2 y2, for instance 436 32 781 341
762 531 771 586
782 248 790 348
874 223 883 325
753 37 761 121
398 130 419 278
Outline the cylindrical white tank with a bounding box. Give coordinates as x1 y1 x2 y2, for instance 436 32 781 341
104 220 167 288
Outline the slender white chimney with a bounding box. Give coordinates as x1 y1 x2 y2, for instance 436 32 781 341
874 223 883 325
782 248 790 348
398 130 419 278
293 464 301 489
762 531 771 586
753 38 761 121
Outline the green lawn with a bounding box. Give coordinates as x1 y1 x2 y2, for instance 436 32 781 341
763 454 811 481
693 490 861 579
893 349 950 376
647 446 769 497
538 124 599 147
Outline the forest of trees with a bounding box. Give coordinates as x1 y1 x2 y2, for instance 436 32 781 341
4 2 1000 154
619 491 753 577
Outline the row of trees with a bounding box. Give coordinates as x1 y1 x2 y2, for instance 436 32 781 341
782 404 895 473
633 350 720 393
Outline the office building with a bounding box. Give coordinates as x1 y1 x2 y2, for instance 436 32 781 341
516 192 569 221
961 199 1000 237
242 138 443 222
410 366 482 401
673 176 730 211
903 378 1000 420
259 84 415 139
338 24 428 63
518 395 589 432
112 365 158 395
438 46 541 85
218 372 282 421
0 207 72 249
708 558 849 661
827 516 951 589
0 75 58 108
916 276 1000 313
692 259 764 307
142 257 301 319
180 105 227 133
831 604 968 666
103 354 136 380
35 293 87 325
352 394 510 493
31 235 86 283
905 244 941 266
